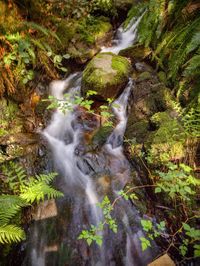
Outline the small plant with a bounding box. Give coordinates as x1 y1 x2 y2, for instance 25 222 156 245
45 89 114 127
78 196 117 246
0 162 63 244
155 162 200 202
140 219 165 251
179 223 200 257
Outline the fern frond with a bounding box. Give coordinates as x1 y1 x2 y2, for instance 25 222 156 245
183 54 200 77
0 224 25 244
35 172 58 184
0 195 27 224
182 107 200 137
20 183 63 204
21 21 61 43
186 31 200 54
2 162 27 193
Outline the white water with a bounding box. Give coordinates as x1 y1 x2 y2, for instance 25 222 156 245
44 74 101 221
101 14 143 54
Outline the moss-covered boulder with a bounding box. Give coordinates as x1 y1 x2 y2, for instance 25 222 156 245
67 17 112 64
82 53 132 100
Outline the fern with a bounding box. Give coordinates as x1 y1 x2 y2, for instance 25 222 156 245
20 21 61 43
2 162 27 193
20 183 63 203
182 106 200 137
1 163 63 244
183 54 200 77
0 225 25 244
0 195 27 224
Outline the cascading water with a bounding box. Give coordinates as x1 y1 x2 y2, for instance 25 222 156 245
23 16 158 266
101 14 144 54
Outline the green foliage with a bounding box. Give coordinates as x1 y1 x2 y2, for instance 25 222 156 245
0 225 25 244
0 20 69 96
0 162 63 244
79 196 117 246
0 195 27 224
124 2 147 29
130 0 200 140
2 162 27 194
45 90 114 127
179 223 200 257
20 173 63 203
140 219 165 251
155 162 200 201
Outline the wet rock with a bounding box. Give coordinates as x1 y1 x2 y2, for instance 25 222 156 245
32 199 58 221
135 62 153 73
92 125 113 146
119 44 151 65
124 63 184 164
82 53 132 100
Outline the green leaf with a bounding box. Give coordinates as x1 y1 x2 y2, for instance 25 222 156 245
183 223 191 231
0 225 25 244
140 237 151 251
141 219 153 232
63 54 70 59
86 238 92 246
155 187 162 193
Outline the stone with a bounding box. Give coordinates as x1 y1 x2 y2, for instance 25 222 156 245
32 199 58 221
82 53 132 100
119 45 151 64
148 254 175 266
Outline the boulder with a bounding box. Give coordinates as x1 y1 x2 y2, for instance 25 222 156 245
82 52 132 100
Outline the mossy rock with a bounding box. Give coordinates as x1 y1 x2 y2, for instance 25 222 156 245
137 71 152 82
82 53 132 100
119 45 151 64
68 17 112 63
125 119 149 143
147 111 186 163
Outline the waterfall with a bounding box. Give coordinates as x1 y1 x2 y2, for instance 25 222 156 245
24 15 158 266
101 14 144 54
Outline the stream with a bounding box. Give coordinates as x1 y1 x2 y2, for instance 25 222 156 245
23 16 158 266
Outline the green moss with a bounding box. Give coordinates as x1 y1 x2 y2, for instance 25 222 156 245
137 71 152 82
77 16 112 45
0 99 23 138
125 119 149 143
119 44 151 63
56 20 77 47
111 55 131 75
147 111 186 163
82 53 131 99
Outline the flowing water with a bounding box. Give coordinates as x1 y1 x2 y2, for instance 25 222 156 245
101 14 143 54
23 16 158 266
